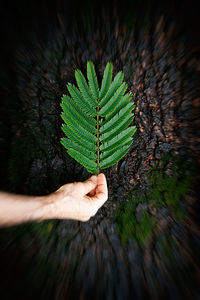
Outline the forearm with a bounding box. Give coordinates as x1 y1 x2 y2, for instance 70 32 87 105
0 174 108 226
0 192 53 227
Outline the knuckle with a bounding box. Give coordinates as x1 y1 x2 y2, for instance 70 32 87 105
82 216 90 222
91 211 97 218
86 179 93 185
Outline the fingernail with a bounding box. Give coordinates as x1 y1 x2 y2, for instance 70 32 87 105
92 175 97 182
99 173 105 178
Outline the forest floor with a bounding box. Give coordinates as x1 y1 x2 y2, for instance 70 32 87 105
0 1 199 299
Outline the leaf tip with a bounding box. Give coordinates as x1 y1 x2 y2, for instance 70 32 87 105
87 60 93 65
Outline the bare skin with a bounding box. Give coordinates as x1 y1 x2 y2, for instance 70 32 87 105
0 173 108 227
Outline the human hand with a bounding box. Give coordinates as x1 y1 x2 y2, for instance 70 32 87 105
47 173 108 222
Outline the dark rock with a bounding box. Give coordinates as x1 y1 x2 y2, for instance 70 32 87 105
117 186 126 200
120 160 127 176
159 142 172 152
158 207 169 219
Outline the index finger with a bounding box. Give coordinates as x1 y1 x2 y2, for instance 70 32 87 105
90 173 108 205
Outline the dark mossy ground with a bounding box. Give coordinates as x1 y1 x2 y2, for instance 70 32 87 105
0 0 200 299
115 152 196 247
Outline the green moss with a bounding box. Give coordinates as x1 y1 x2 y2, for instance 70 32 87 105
115 152 196 247
148 153 193 219
135 211 156 246
115 191 155 247
31 220 54 236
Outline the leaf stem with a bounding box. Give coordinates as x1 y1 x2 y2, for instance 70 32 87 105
97 101 100 174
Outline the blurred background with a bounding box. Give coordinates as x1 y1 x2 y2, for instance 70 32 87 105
0 0 199 299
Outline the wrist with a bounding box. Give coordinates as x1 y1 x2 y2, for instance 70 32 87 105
43 189 79 221
40 193 58 221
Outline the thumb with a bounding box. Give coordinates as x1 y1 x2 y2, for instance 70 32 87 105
83 175 98 194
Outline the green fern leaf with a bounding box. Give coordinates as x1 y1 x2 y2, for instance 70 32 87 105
87 61 99 100
99 71 124 108
100 126 137 152
61 94 96 127
61 125 96 152
67 83 96 116
100 139 133 161
61 138 96 160
105 93 133 122
99 62 113 99
100 145 131 169
75 70 98 108
99 82 128 116
100 102 134 134
61 113 97 144
67 148 97 172
100 114 134 143
60 61 137 174
61 98 96 133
